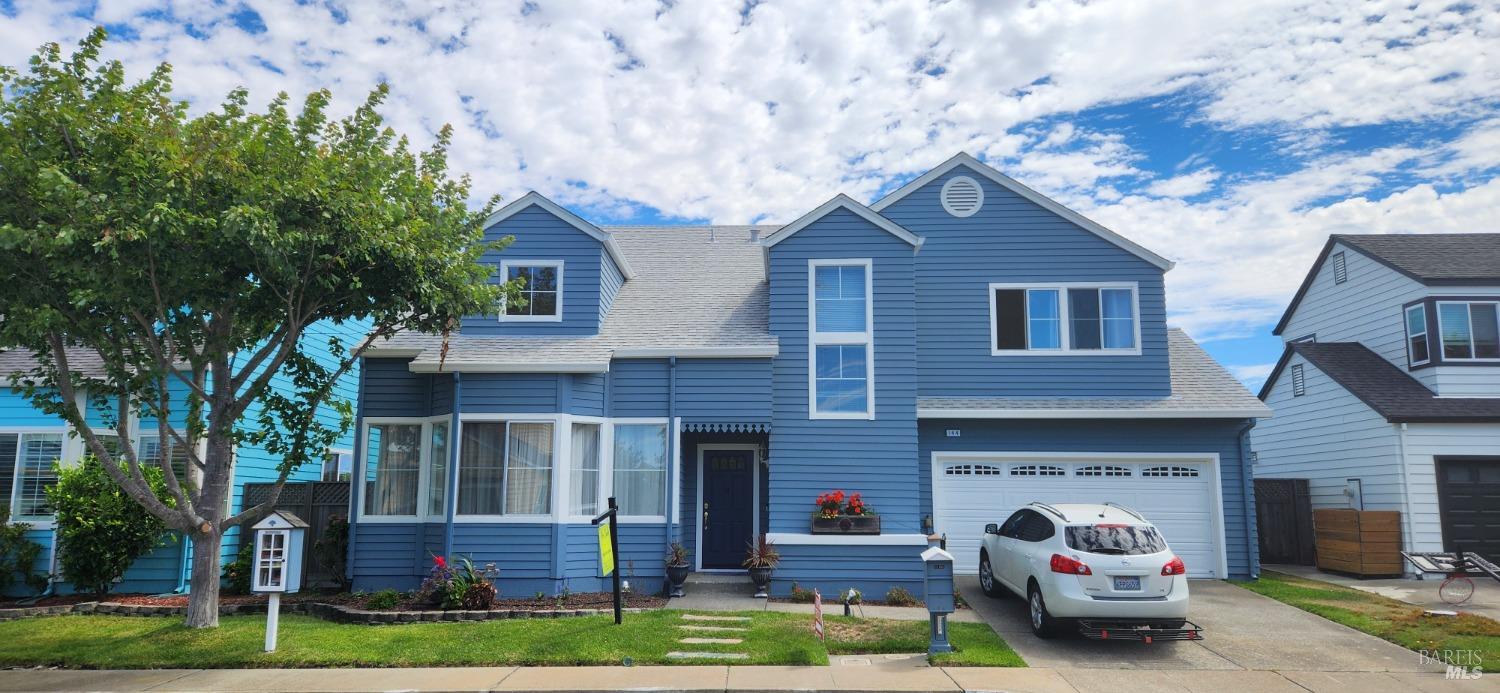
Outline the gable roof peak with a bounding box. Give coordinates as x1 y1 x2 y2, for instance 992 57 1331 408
869 152 1174 271
761 193 923 249
483 191 637 279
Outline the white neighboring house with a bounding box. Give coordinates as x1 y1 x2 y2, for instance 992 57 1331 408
1254 233 1500 562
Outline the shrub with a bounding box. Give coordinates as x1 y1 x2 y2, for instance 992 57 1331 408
0 512 46 595
884 586 919 606
789 582 816 603
417 555 498 610
223 541 254 595
366 589 402 610
314 515 350 591
48 456 172 596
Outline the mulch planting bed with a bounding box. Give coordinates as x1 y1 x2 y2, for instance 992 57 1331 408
332 590 665 612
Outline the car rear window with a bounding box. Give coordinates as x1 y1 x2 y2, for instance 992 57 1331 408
1065 524 1166 555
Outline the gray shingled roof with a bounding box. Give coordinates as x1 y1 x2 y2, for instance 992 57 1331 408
1284 342 1500 423
383 226 776 369
1334 233 1500 284
917 329 1271 417
0 347 112 381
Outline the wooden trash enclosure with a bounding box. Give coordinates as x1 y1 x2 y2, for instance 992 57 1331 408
1313 509 1403 576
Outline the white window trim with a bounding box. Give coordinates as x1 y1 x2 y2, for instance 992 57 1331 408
2 428 68 527
323 447 354 482
356 416 453 523
607 417 672 523
808 258 876 420
1404 303 1430 367
988 281 1143 356
498 259 564 323
450 413 559 523
1435 300 1500 363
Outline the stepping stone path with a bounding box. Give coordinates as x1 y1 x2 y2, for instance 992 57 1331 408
672 613 752 661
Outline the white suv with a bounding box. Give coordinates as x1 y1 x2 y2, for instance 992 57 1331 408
978 502 1189 638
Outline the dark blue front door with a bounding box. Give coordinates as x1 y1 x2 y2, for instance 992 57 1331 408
701 449 755 569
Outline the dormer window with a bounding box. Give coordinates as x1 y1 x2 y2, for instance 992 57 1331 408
990 283 1140 355
501 260 562 322
1436 300 1500 361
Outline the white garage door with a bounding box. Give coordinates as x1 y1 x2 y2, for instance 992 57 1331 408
932 456 1224 578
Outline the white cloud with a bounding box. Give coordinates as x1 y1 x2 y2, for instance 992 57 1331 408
2 0 1498 345
1231 363 1275 391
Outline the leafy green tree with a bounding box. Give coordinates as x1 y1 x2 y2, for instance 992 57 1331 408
0 30 516 626
49 456 174 596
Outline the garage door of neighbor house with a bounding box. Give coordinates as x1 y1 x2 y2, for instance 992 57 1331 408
1436 457 1500 559
932 455 1224 578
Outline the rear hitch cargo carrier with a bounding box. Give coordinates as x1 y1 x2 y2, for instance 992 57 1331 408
1077 619 1203 643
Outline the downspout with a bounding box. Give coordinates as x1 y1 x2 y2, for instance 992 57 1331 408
345 360 368 587
443 373 462 559
173 531 190 593
1237 420 1259 579
666 358 677 555
1395 422 1417 567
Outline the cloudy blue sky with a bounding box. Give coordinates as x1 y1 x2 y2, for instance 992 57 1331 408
4 0 1498 387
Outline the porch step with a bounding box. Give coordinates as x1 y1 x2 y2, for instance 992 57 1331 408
681 614 751 622
684 572 753 585
678 624 749 632
666 651 749 660
679 637 743 645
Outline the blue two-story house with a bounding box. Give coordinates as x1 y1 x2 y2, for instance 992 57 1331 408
353 153 1270 597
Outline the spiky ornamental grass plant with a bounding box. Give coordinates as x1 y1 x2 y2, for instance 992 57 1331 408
0 29 519 627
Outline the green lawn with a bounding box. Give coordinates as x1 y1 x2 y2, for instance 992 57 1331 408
0 610 1022 669
1236 570 1500 665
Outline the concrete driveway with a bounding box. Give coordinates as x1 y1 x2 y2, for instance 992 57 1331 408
959 576 1445 672
1270 563 1500 622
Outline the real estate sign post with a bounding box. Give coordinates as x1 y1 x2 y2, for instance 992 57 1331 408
592 497 623 624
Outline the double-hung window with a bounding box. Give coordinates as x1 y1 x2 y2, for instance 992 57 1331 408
5 433 63 521
612 423 667 517
810 260 874 419
1404 304 1430 366
500 260 562 321
991 283 1139 354
361 418 451 519
456 420 556 517
1437 301 1500 361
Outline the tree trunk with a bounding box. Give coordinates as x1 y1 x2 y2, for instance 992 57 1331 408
184 529 223 628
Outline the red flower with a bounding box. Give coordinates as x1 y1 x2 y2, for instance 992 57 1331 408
434 555 447 569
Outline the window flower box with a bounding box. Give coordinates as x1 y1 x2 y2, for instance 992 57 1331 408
809 513 881 535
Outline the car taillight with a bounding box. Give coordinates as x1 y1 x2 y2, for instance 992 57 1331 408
1162 556 1186 576
1050 553 1092 575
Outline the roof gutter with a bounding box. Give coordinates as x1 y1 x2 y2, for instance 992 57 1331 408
916 408 1273 420
409 361 610 374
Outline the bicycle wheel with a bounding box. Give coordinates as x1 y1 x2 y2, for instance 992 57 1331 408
1440 575 1475 605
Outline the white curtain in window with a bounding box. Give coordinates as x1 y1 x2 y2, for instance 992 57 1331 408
613 424 666 517
363 424 420 516
569 424 600 515
505 423 553 515
14 434 62 518
427 422 449 517
458 423 504 515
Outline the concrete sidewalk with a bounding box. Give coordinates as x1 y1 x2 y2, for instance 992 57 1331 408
0 663 1488 692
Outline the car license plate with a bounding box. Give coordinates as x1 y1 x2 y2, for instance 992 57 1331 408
1113 576 1141 591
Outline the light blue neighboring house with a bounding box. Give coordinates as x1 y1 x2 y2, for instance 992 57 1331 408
0 320 367 595
352 153 1270 598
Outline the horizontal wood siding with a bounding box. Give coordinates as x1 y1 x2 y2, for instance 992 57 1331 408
675 359 772 423
462 373 561 412
879 164 1170 398
768 208 920 534
430 374 455 416
461 206 604 336
350 522 427 590
919 418 1259 579
1400 422 1500 552
0 389 64 428
361 358 435 418
569 373 606 416
600 253 624 322
769 543 925 599
609 359 669 417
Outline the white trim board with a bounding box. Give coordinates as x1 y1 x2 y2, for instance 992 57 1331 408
764 532 931 546
408 361 609 374
869 152 1174 271
762 194 924 250
808 258 876 420
498 259 564 323
482 192 637 280
987 281 1143 356
694 443 761 572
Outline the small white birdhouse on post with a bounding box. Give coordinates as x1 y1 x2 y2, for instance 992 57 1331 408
251 510 308 652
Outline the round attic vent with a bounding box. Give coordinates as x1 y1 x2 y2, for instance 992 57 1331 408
940 176 983 217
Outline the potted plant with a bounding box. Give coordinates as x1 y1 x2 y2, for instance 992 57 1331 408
743 534 780 598
664 542 690 597
810 490 880 535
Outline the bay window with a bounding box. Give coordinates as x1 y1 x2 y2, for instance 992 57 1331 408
456 420 556 517
1405 304 1430 366
991 283 1139 354
569 423 601 516
810 260 874 418
361 418 451 519
612 423 667 517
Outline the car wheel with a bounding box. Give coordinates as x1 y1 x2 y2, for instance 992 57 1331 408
979 553 1004 598
1027 583 1060 639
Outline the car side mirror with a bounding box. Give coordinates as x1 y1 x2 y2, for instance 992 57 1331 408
984 523 999 535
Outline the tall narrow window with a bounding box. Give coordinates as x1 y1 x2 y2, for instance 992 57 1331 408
427 422 449 517
613 423 667 517
569 423 601 516
504 422 554 515
501 261 562 320
458 423 505 515
810 261 873 418
1405 304 1429 366
363 424 420 516
1026 290 1061 349
0 434 15 518
993 289 1027 350
13 433 62 519
1068 288 1103 350
1101 288 1136 349
1473 303 1500 359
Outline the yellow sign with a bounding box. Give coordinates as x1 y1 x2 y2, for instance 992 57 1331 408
598 522 615 576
